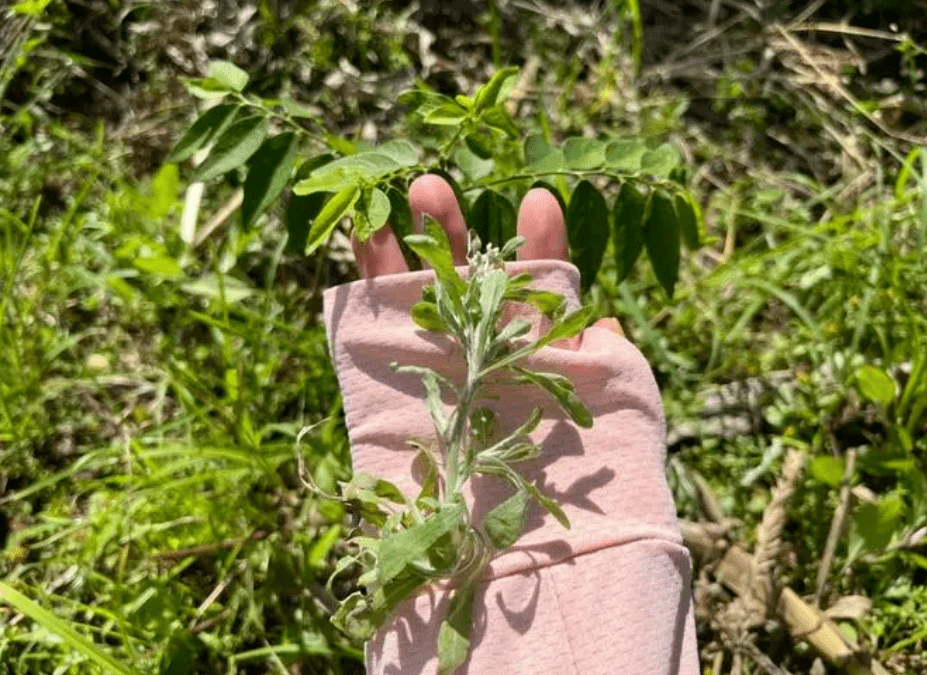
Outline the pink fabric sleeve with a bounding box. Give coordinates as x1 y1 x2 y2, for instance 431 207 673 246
323 260 699 675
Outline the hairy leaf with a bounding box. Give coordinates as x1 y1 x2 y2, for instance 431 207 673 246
482 490 530 549
378 503 466 586
513 367 592 428
437 584 477 675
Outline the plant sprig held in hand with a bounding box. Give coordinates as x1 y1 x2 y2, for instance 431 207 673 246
330 220 595 675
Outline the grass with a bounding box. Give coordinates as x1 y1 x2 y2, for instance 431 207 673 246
2 0 927 673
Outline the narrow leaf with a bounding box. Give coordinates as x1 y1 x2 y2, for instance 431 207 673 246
208 60 249 92
469 190 516 250
437 585 477 675
378 503 466 585
513 367 592 428
0 582 140 675
566 180 609 291
424 101 468 126
411 301 447 332
306 186 360 255
241 132 298 229
193 116 269 183
611 182 648 281
184 77 231 100
643 190 680 298
168 103 239 163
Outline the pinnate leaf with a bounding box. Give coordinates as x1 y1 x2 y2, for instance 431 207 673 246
675 192 702 250
469 190 516 250
564 137 606 170
644 190 680 299
612 182 649 281
640 143 681 177
566 180 609 291
306 186 360 255
208 60 249 92
168 103 239 164
193 116 269 183
241 132 298 229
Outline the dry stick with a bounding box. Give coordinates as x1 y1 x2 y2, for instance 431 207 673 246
772 24 925 144
814 448 856 607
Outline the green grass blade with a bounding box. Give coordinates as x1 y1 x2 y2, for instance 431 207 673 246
0 581 141 675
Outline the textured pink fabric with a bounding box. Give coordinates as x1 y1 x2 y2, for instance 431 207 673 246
323 260 699 674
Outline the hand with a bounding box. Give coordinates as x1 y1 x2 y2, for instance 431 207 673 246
350 173 623 337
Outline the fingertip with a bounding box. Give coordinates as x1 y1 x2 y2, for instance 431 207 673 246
352 226 408 278
409 174 468 264
517 187 569 261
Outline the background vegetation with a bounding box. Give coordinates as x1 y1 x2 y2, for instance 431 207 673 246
1 0 926 673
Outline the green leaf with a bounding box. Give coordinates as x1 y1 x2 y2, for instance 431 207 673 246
424 101 468 126
470 408 497 445
437 585 477 675
306 186 360 255
411 302 448 332
294 152 402 195
183 77 232 100
241 132 298 229
376 139 419 167
208 60 249 92
193 116 270 183
675 192 702 250
566 180 609 291
640 143 681 177
11 0 55 16
482 490 530 549
481 106 520 139
604 138 647 172
148 163 180 219
378 503 466 585
513 367 593 428
809 456 845 488
182 274 256 304
523 480 570 529
643 189 680 299
168 103 239 163
535 306 595 350
134 256 182 277
524 134 554 165
281 97 317 118
474 65 520 111
369 187 392 230
857 365 896 406
465 131 495 160
0 582 140 675
405 219 466 298
564 137 606 170
285 191 327 254
849 495 903 561
523 148 565 174
611 182 649 281
469 190 516 250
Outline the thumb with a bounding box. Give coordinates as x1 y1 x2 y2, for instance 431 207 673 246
592 317 624 337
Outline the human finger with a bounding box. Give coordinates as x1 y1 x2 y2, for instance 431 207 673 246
409 174 469 265
352 225 408 278
516 187 569 261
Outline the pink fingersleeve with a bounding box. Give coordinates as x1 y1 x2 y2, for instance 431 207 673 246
323 260 699 675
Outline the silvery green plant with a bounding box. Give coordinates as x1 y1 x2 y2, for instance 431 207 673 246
329 220 595 674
